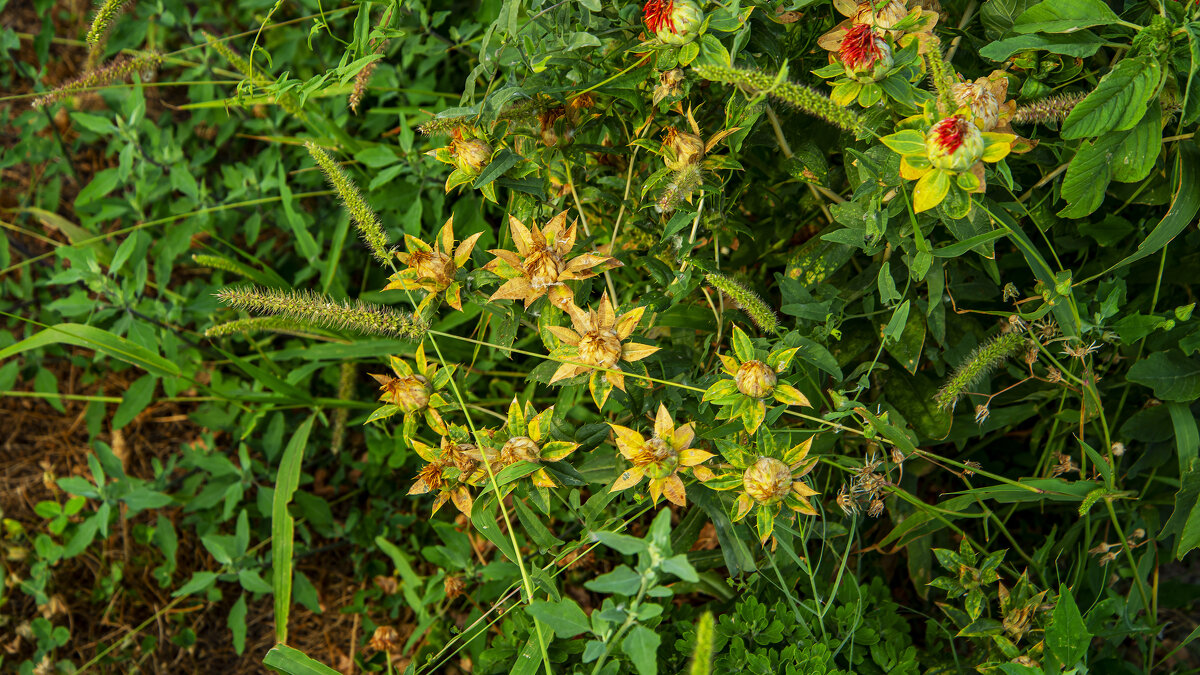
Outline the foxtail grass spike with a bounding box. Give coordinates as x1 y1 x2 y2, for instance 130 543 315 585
1012 92 1087 125
417 98 547 136
656 164 703 214
305 141 391 265
923 43 958 115
331 362 355 455
31 52 162 109
706 273 777 333
204 316 306 338
86 0 132 66
691 63 861 132
934 331 1026 410
349 6 393 114
216 286 426 340
688 612 715 675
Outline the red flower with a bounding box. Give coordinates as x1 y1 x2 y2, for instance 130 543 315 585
644 0 677 33
838 23 885 69
931 115 968 154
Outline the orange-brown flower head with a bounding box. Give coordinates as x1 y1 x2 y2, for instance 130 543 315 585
546 292 659 395
380 374 431 414
952 72 1018 134
839 24 893 83
486 212 619 308
387 217 483 311
664 127 705 172
743 457 793 505
414 460 445 493
653 69 686 106
735 360 778 399
408 249 455 289
926 115 984 171
369 625 401 652
444 575 466 600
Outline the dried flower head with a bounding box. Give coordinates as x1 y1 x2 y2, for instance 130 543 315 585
444 575 466 600
409 427 486 516
817 0 938 57
653 68 686 106
703 326 810 434
369 625 401 652
485 211 619 309
386 217 482 311
610 404 715 506
368 344 455 439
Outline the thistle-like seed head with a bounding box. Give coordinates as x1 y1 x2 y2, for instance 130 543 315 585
452 138 493 175
743 457 792 505
500 436 542 464
926 115 984 171
579 329 624 369
663 127 705 171
735 360 778 399
952 77 1004 131
382 374 431 413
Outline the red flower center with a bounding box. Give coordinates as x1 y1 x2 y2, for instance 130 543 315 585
932 116 968 153
839 24 884 69
644 0 677 33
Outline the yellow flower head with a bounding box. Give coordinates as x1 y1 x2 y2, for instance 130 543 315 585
702 435 821 544
609 404 715 506
386 216 482 311
485 211 620 309
367 343 455 440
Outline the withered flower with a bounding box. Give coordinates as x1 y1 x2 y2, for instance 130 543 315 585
386 216 483 311
368 344 455 441
485 211 619 309
817 0 938 55
369 625 401 652
610 404 715 506
408 426 486 516
486 399 580 489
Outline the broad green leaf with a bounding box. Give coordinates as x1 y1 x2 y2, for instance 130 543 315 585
880 129 926 156
262 644 341 675
272 414 316 643
979 0 1034 37
1046 585 1091 668
979 32 1103 61
887 372 951 441
585 565 641 595
0 323 180 378
1161 459 1200 560
622 625 661 675
527 599 591 638
471 148 520 189
884 301 924 372
591 531 649 555
1058 130 1127 218
1013 0 1121 34
172 570 219 597
112 374 157 430
1126 351 1200 402
1106 144 1200 272
1110 102 1161 184
1061 55 1160 139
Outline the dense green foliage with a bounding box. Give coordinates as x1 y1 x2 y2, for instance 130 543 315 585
3 0 1200 674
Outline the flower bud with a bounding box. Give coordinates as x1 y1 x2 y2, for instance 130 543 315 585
735 360 777 399
644 0 704 46
664 128 705 171
452 138 492 175
385 375 431 413
839 24 893 83
743 457 792 505
369 626 401 652
579 329 623 369
925 115 984 171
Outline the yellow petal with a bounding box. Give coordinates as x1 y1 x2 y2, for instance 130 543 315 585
550 362 586 384
606 369 627 392
679 448 715 467
532 468 558 488
451 486 473 516
732 493 754 522
673 422 696 451
614 305 647 339
611 466 645 491
489 277 533 302
653 404 674 441
507 215 533 256
648 477 663 503
662 474 687 507
545 325 582 346
609 424 646 459
621 342 660 363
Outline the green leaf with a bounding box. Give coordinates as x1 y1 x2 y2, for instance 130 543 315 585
592 531 649 555
471 148 520 189
1057 130 1127 218
229 593 248 655
880 129 926 156
1169 401 1200 476
1127 351 1200 402
0 323 180 378
622 625 661 675
1161 459 1200 560
1046 585 1091 669
1061 55 1160 140
585 565 642 595
272 414 316 643
172 570 219 598
112 374 157 430
74 167 121 207
1110 103 1161 184
1013 0 1121 34
262 644 342 675
883 301 924 373
730 325 755 363
527 599 591 638
978 32 1103 61
1107 144 1200 272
